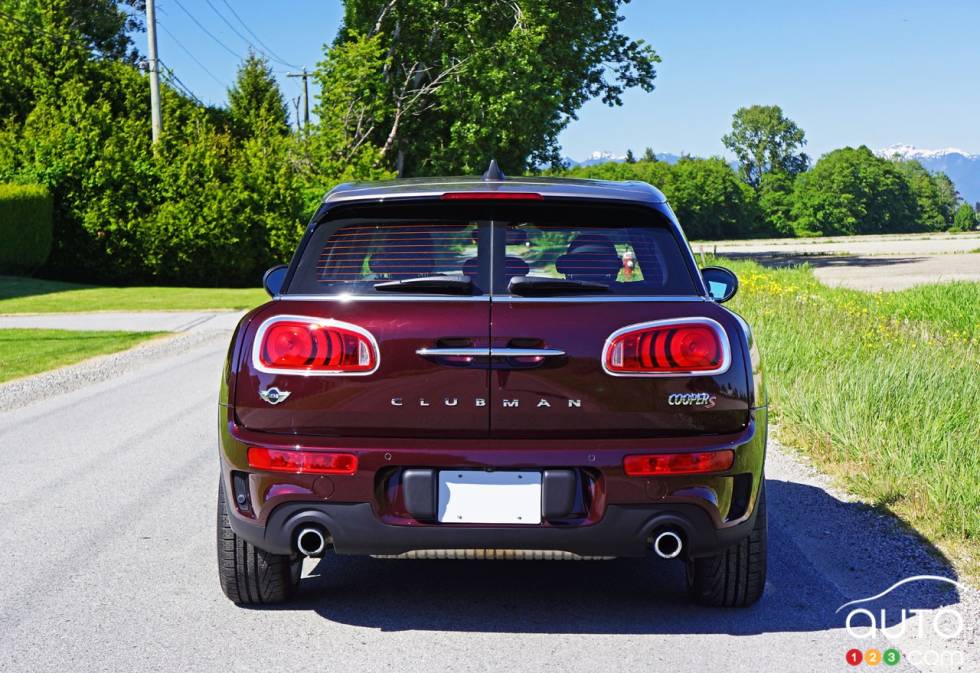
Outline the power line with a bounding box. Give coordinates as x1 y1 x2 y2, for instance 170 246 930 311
157 20 228 88
170 0 243 61
159 59 205 106
204 0 298 70
218 0 299 69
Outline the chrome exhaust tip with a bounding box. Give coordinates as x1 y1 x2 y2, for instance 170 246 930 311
296 527 327 557
652 529 683 559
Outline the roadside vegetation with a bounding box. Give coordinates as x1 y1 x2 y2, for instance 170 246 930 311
723 259 980 580
0 276 266 314
0 328 160 382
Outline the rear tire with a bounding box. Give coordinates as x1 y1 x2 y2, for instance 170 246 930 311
686 481 767 607
216 479 301 605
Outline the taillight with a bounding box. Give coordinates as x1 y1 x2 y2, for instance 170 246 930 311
248 447 358 475
253 316 379 375
623 450 734 476
602 318 730 376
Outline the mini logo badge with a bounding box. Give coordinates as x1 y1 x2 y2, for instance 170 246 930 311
259 387 290 405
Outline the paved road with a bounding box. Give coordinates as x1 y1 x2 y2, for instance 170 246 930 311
693 232 980 291
0 335 976 673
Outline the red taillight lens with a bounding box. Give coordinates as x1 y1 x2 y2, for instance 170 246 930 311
604 320 728 375
257 318 378 374
623 450 734 476
247 447 358 475
263 322 315 367
441 192 543 200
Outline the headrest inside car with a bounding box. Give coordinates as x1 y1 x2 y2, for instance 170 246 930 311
555 234 621 283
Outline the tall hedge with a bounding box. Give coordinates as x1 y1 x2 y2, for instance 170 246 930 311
0 183 53 275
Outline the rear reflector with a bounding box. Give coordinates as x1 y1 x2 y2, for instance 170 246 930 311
254 316 379 375
623 450 734 476
603 318 730 376
248 447 358 475
441 192 543 200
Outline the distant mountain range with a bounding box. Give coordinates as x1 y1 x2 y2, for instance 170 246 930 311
562 150 681 167
565 145 980 205
874 145 980 206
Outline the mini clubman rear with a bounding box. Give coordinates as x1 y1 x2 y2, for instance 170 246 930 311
216 163 768 607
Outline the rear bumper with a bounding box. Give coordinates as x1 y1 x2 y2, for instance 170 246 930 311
222 407 767 559
228 499 760 558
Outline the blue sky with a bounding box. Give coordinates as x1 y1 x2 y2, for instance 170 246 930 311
145 1 980 160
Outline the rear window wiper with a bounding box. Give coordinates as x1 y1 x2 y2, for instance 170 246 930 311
508 276 609 296
374 274 474 294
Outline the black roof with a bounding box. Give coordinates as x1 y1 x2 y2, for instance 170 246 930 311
323 175 667 205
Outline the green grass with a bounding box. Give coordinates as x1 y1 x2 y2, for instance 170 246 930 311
0 329 162 383
721 259 980 581
0 276 267 314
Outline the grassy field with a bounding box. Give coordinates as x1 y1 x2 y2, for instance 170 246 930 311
722 259 980 580
0 276 266 314
0 329 162 383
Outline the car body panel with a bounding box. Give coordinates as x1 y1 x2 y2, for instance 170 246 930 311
234 299 491 438
487 298 750 438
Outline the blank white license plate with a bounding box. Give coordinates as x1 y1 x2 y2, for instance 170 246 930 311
437 470 541 524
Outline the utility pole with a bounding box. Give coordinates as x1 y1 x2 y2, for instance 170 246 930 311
287 68 309 130
146 0 162 143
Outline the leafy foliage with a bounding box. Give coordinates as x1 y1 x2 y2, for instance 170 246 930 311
892 160 957 231
331 0 660 175
0 183 53 274
791 146 918 236
566 155 760 239
952 202 977 232
756 171 796 237
0 0 144 121
228 51 290 139
723 105 808 188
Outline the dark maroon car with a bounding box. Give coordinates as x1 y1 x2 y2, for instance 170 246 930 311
217 163 768 607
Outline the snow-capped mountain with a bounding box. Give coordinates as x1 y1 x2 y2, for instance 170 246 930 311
875 144 977 162
562 150 681 168
875 145 980 205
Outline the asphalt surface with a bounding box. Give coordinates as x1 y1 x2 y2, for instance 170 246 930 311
694 232 980 291
0 331 976 673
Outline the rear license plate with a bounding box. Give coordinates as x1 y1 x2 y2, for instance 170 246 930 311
437 470 541 524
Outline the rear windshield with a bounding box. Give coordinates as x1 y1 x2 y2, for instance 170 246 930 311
288 204 697 297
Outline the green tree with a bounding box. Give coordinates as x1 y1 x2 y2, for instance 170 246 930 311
951 203 977 232
722 105 808 188
892 160 957 231
0 0 144 121
664 157 759 239
567 156 758 239
791 146 917 236
625 148 636 163
328 0 659 176
641 147 657 162
228 51 290 139
757 171 796 237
